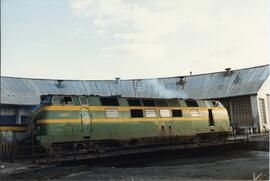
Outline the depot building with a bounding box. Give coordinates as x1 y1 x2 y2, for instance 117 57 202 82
0 64 269 133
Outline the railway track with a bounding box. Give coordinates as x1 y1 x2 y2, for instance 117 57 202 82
9 136 250 167
46 139 249 165
1 139 266 180
1 134 267 180
1 164 88 180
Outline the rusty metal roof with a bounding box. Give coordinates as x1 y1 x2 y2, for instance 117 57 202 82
1 65 269 105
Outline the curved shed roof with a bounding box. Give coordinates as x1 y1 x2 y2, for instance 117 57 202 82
1 65 269 105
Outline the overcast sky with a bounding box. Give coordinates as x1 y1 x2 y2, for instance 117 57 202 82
1 0 269 80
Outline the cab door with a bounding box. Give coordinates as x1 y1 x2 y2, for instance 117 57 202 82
208 109 215 132
80 108 92 138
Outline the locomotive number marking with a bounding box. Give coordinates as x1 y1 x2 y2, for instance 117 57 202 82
59 112 70 117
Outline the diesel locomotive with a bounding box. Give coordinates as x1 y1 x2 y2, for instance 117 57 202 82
28 94 231 155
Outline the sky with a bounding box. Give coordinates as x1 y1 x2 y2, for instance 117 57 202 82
1 0 269 80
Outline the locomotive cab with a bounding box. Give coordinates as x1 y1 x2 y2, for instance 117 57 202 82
28 95 54 144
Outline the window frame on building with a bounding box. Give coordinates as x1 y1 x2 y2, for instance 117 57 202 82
259 98 267 124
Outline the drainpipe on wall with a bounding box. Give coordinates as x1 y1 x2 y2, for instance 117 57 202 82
250 95 260 133
16 107 22 124
228 100 235 132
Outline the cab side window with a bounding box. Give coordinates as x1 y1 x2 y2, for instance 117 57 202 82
53 96 64 105
40 95 52 104
79 96 88 106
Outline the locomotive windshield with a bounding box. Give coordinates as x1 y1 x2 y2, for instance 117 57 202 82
40 95 52 104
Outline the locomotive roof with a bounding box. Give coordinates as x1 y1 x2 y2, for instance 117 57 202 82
42 94 211 101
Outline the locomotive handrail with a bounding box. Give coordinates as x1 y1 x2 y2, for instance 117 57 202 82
80 114 83 132
86 107 92 132
89 113 93 132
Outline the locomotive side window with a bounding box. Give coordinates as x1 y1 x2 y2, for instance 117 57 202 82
53 96 64 104
145 109 157 118
64 96 73 105
127 99 141 106
100 98 119 106
155 100 168 107
167 100 180 107
190 109 200 117
185 100 199 107
172 110 182 117
142 100 155 107
160 109 172 117
130 109 144 118
79 96 88 106
87 96 101 106
212 101 220 107
105 109 119 118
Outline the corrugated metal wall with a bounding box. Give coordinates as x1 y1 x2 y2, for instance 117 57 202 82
231 97 253 127
220 96 253 128
259 98 267 124
267 95 270 121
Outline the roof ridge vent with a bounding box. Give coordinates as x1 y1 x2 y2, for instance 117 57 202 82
57 80 64 88
177 76 186 85
224 68 233 76
115 77 121 84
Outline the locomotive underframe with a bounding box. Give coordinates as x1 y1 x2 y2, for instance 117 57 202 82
31 131 229 160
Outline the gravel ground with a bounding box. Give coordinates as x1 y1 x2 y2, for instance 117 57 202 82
61 150 269 180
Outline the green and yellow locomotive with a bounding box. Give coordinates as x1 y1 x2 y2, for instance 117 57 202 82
29 94 230 154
